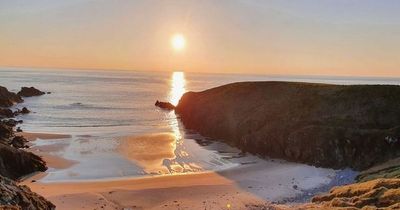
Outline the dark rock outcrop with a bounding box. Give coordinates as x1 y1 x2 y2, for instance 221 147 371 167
0 142 47 180
10 136 28 149
20 107 30 114
155 100 175 111
0 176 55 210
0 108 14 118
17 87 45 97
0 86 47 180
175 82 400 170
0 116 46 180
2 119 23 127
0 85 53 209
0 86 23 107
0 122 14 141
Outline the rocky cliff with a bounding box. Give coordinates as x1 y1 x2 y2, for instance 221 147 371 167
0 85 54 209
175 82 400 170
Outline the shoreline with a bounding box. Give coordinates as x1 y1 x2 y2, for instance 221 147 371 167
18 132 71 141
23 163 342 210
21 131 357 209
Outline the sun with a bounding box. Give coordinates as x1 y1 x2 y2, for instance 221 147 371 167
171 34 186 51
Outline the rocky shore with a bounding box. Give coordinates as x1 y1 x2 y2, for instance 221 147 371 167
0 86 54 209
175 81 400 209
176 81 400 170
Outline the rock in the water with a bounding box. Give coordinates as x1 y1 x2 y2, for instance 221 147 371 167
20 107 30 114
0 175 55 210
17 87 45 97
155 100 175 110
0 86 23 107
175 82 400 170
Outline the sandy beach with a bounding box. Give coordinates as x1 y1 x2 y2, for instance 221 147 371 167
21 132 347 210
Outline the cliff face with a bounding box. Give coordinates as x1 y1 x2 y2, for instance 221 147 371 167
175 82 400 170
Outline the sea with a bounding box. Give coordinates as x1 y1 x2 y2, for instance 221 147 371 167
0 68 398 182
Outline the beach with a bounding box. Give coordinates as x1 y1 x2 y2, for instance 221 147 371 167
21 131 354 210
0 70 369 209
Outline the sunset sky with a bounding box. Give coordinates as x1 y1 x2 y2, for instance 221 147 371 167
1 0 399 76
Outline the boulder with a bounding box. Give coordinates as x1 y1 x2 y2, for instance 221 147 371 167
0 175 55 210
155 100 175 111
175 82 400 170
17 87 45 97
0 86 23 107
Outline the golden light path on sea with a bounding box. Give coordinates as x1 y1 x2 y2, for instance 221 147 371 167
169 71 186 142
169 71 186 106
162 71 203 174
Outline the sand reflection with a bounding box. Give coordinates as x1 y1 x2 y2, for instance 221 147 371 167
119 133 176 174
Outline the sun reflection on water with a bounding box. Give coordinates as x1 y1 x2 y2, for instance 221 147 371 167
169 71 186 106
169 71 186 142
166 72 189 173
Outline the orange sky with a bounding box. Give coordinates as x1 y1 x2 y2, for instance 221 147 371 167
1 0 399 76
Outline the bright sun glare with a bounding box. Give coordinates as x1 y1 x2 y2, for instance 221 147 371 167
171 34 186 51
170 71 186 106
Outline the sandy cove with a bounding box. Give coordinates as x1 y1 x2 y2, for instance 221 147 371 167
24 162 333 210
21 132 343 210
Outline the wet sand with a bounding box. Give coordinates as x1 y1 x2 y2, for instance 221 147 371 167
119 133 177 174
19 132 71 141
21 132 77 170
22 132 343 210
